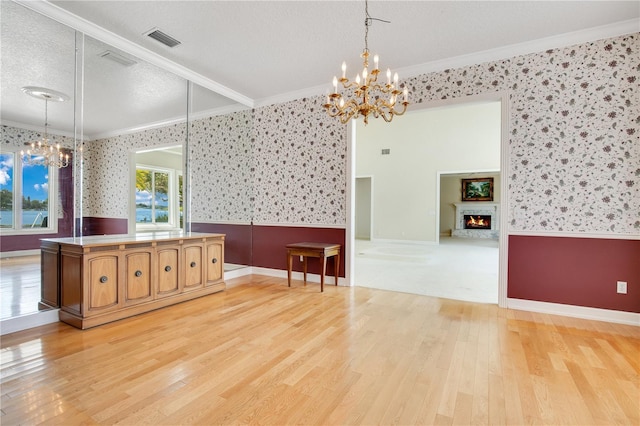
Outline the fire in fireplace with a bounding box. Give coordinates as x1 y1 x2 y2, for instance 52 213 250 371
464 215 491 230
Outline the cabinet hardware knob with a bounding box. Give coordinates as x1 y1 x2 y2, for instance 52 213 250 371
135 270 142 277
164 265 172 272
190 261 197 268
212 258 218 264
99 276 108 283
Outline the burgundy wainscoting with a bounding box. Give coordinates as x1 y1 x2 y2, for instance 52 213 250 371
252 225 346 277
81 217 128 236
191 222 252 266
0 163 74 252
508 235 640 313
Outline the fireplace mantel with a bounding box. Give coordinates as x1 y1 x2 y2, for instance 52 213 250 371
452 202 499 239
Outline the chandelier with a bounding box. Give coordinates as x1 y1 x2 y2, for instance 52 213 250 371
20 86 70 168
324 0 408 125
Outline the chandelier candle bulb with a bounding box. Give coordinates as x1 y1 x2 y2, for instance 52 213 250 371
341 61 347 78
403 87 408 102
374 54 379 69
393 72 399 87
333 76 338 93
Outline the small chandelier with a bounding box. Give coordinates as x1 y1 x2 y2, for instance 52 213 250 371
324 0 408 125
20 86 70 168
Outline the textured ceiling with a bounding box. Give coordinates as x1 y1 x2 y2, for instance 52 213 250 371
1 1 638 138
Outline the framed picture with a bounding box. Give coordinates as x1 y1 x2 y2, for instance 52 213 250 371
462 177 494 201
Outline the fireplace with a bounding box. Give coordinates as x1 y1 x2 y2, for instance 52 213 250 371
464 215 491 229
452 202 499 239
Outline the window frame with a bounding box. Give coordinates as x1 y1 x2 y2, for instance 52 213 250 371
0 150 58 235
134 163 180 232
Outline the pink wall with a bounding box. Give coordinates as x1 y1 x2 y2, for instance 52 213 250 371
191 222 252 265
508 235 640 313
252 225 345 277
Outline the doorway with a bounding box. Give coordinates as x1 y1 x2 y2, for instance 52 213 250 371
347 92 508 306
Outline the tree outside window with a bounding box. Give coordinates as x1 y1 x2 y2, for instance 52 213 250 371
136 167 172 227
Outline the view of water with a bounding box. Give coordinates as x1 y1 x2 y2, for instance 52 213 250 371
0 210 48 228
136 207 169 223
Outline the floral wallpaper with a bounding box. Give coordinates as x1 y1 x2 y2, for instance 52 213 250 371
4 32 638 236
188 110 253 223
251 33 638 234
83 110 254 222
252 96 346 225
507 35 639 233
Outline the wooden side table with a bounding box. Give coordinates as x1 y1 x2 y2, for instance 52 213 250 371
286 242 341 292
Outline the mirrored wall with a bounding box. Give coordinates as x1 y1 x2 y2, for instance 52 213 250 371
1 1 254 320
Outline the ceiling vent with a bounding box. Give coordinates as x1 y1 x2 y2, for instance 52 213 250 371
98 50 137 67
144 27 181 48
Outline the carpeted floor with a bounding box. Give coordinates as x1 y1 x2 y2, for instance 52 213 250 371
354 237 498 304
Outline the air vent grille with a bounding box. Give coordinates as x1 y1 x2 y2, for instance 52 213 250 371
98 50 137 67
145 28 181 48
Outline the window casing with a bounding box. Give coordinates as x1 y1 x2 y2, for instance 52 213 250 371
0 151 57 235
135 164 181 231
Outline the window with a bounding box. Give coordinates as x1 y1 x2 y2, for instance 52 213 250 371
0 152 56 233
135 165 181 230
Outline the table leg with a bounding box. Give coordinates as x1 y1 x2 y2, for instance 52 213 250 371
287 251 292 287
303 257 307 285
321 255 327 292
334 252 340 286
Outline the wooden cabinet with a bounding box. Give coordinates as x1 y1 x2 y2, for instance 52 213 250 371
42 232 225 329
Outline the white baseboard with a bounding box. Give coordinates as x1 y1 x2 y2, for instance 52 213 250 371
1 309 60 335
0 249 41 258
507 298 639 326
250 266 344 286
224 266 252 280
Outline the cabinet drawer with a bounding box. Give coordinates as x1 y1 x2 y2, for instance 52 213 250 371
206 242 223 285
157 247 180 297
124 251 153 305
183 244 204 291
86 254 119 314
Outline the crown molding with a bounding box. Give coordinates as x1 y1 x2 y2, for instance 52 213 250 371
14 0 254 108
397 19 639 79
87 103 251 141
255 19 639 108
1 119 78 139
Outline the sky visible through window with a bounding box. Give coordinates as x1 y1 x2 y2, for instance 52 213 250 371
0 154 49 201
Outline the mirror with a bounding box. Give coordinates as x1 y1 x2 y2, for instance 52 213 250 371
0 1 76 319
1 3 251 323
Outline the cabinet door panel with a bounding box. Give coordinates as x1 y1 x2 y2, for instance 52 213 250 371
206 242 223 285
125 251 152 304
88 255 119 312
183 245 203 290
157 247 179 296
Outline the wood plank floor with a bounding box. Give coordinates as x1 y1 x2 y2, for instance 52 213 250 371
1 275 638 425
0 255 42 320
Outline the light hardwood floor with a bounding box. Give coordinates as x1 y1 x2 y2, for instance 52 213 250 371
1 275 639 425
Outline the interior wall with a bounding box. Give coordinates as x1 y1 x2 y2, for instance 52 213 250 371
355 177 372 239
356 101 501 242
439 172 501 235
